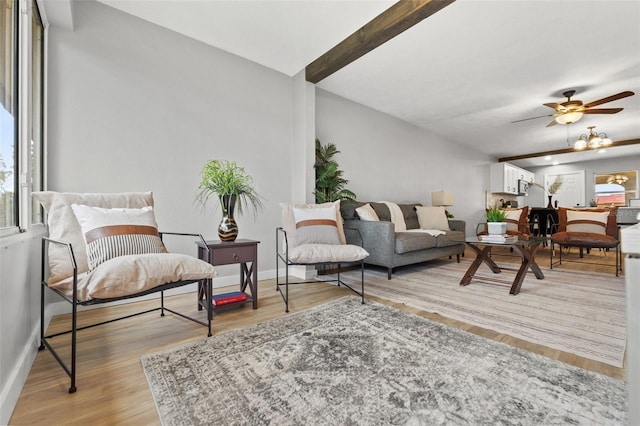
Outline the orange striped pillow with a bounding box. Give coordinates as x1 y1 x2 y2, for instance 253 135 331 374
71 204 167 270
292 206 341 245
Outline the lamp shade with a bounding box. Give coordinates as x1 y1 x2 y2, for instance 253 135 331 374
555 111 584 125
431 190 454 206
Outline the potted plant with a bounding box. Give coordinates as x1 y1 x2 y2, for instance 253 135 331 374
197 160 264 241
314 139 356 203
486 205 507 235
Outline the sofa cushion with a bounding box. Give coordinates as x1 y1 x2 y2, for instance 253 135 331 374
399 204 421 230
340 200 366 220
436 230 465 248
394 231 438 254
369 202 391 221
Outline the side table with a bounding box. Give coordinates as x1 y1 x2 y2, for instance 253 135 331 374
196 239 260 311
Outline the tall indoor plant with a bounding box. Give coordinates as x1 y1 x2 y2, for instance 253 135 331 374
314 139 356 204
197 160 264 241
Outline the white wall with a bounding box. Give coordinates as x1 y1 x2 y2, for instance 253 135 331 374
46 0 295 275
316 89 493 232
0 229 45 424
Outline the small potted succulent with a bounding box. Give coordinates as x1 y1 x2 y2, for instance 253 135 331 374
197 160 264 241
486 205 507 235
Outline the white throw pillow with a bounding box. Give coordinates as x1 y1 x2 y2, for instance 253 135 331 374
292 206 341 245
416 206 450 231
280 201 346 248
355 203 380 221
566 210 609 235
503 209 523 232
71 204 167 270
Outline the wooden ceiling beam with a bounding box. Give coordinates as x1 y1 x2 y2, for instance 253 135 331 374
305 0 456 84
498 138 640 162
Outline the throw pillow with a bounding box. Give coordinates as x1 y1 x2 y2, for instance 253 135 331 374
566 210 609 235
292 206 341 245
355 203 380 221
416 206 450 231
71 204 167 270
503 209 523 232
280 201 346 248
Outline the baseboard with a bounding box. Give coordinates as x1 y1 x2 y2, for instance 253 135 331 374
0 321 40 425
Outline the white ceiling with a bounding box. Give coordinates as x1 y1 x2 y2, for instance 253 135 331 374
92 0 640 167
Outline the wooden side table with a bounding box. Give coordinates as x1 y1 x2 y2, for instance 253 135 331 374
196 239 259 311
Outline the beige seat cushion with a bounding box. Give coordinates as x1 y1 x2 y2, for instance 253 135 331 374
50 253 215 302
287 244 369 264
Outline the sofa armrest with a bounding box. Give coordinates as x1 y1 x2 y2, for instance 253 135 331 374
448 219 466 234
343 220 396 258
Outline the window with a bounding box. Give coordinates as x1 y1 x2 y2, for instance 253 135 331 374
1 0 17 229
30 3 44 224
0 0 44 234
594 170 638 207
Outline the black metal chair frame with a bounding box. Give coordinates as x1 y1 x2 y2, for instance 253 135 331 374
39 232 213 394
275 227 365 313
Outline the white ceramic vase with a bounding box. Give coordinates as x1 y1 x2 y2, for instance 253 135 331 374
487 222 507 236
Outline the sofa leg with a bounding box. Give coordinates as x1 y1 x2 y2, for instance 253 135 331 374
456 254 460 263
387 268 392 280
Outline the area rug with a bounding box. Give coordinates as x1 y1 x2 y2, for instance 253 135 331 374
340 258 626 367
141 297 626 425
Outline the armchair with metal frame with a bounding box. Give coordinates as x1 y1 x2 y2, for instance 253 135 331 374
34 192 215 393
275 226 368 312
274 200 370 314
550 207 621 276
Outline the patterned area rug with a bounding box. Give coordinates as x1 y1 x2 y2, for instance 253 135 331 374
141 297 626 425
341 258 626 367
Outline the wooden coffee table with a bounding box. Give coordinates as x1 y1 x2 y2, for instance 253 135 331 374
459 236 547 295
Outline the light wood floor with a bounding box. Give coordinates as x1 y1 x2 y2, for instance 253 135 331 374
9 246 626 425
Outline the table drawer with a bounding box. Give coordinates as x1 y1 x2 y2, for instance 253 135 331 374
211 246 255 265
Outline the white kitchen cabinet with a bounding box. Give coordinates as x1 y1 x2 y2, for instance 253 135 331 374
490 162 533 194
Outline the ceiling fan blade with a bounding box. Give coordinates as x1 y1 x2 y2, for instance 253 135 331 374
511 114 553 124
543 102 561 110
583 108 623 114
583 91 634 108
545 119 557 127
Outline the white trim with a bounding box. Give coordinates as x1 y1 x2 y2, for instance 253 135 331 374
0 319 40 425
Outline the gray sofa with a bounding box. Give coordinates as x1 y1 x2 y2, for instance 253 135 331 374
341 201 466 279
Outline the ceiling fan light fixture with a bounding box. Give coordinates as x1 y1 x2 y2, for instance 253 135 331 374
555 111 584 124
574 125 612 151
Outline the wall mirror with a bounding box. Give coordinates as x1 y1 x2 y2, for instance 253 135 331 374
594 170 638 207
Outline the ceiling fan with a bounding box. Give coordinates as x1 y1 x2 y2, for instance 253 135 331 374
512 89 635 127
